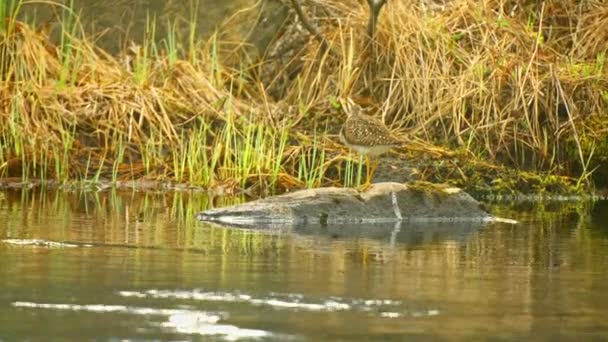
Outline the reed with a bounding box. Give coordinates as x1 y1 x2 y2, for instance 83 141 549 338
343 154 365 188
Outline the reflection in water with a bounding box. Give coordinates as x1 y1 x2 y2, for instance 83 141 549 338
117 289 418 315
293 221 483 246
1 238 89 248
1 189 608 340
12 301 273 340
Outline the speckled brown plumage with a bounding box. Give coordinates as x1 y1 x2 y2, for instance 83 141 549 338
339 106 402 156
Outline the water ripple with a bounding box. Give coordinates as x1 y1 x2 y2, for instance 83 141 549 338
12 301 273 341
2 239 92 248
118 289 439 318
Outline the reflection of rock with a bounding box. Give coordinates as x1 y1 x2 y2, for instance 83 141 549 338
293 221 484 248
196 182 495 228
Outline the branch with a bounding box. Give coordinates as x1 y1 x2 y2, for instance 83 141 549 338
366 0 388 39
288 0 333 53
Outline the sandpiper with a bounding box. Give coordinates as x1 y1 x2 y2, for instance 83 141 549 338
339 99 402 186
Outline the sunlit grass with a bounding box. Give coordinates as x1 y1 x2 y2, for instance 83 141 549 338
297 134 326 189
0 0 606 194
343 154 364 188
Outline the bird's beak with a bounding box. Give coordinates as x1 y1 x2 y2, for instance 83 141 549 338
338 97 355 114
338 98 348 111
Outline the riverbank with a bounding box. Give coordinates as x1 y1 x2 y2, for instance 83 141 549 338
1 0 607 196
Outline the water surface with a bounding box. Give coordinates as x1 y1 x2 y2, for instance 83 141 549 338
0 190 607 341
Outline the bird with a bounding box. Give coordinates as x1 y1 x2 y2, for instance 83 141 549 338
339 99 403 186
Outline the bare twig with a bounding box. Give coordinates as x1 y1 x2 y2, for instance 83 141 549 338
288 0 334 54
364 0 388 87
366 0 388 39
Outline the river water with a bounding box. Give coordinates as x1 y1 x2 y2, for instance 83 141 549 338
0 189 607 341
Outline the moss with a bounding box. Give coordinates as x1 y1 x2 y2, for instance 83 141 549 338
401 150 581 198
406 181 453 204
407 181 450 194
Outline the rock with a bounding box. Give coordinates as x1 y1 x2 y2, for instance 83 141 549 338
196 182 498 228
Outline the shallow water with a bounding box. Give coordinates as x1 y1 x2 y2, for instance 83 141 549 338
0 190 607 341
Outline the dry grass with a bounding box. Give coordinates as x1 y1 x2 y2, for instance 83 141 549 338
0 0 607 194
286 0 608 188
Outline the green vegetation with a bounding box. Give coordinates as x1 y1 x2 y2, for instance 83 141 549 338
0 0 607 196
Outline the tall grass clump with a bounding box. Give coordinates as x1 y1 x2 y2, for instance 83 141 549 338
1 0 607 193
269 0 608 189
0 1 325 191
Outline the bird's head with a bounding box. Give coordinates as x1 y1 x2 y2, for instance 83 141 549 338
339 97 363 118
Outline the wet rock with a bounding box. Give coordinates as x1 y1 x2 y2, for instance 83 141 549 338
196 181 496 227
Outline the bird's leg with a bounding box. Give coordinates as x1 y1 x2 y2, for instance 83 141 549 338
372 157 379 180
366 155 373 185
358 155 374 191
